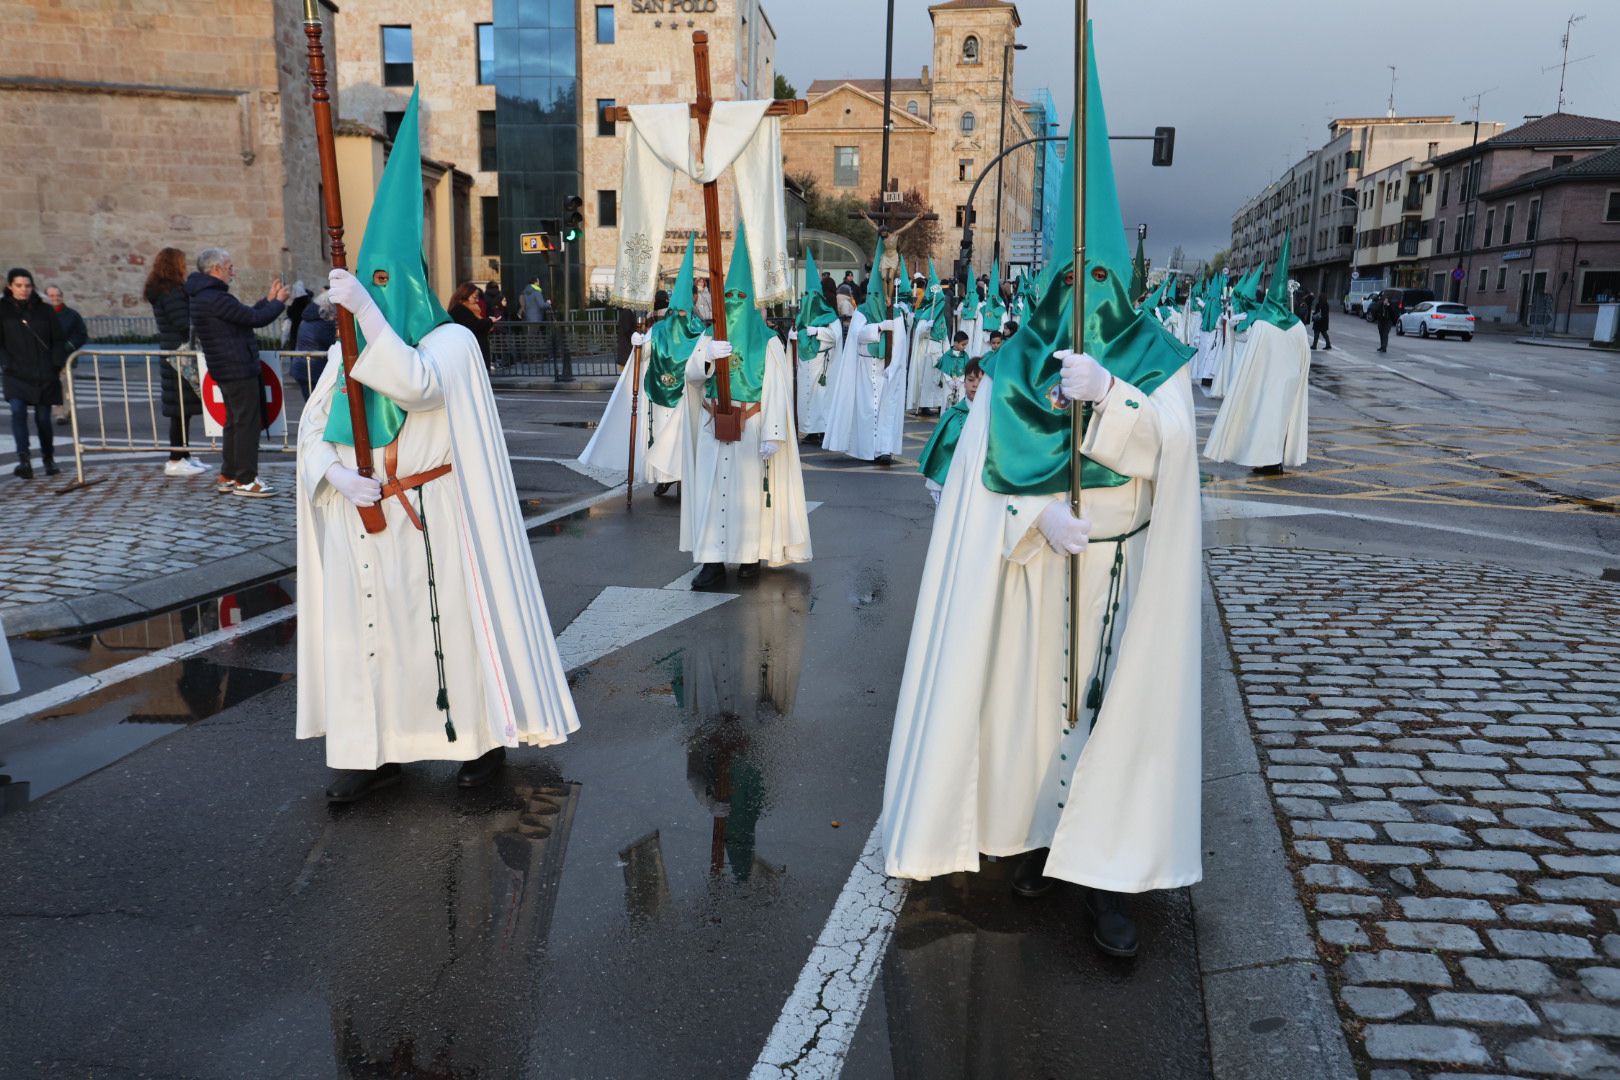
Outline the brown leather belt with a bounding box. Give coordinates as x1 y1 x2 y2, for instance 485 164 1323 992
702 400 761 423
382 439 453 532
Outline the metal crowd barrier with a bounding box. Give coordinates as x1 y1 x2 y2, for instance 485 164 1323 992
489 319 620 377
61 348 325 488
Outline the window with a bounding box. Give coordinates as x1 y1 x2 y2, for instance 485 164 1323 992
481 195 499 257
833 146 859 187
1553 154 1574 169
1497 267 1507 290
1477 268 1488 293
1427 141 1439 160
477 23 494 84
383 109 406 144
1345 149 1362 170
907 100 919 116
478 110 496 172
1435 219 1445 252
1440 171 1450 207
1527 198 1541 241
595 5 615 43
596 98 616 137
1606 190 1620 223
1482 208 1495 247
958 158 973 182
598 190 617 228
381 25 413 87
962 35 980 64
961 111 976 134
954 205 967 227
1579 270 1620 304
1501 203 1515 245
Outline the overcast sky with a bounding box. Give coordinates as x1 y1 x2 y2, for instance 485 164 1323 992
768 1 1620 268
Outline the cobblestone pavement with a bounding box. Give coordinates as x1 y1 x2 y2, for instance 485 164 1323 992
1209 546 1620 1077
0 459 295 617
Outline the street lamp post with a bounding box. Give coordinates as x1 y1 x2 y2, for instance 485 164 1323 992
991 40 1028 272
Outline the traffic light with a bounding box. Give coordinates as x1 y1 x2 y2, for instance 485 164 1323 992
564 195 584 242
1151 126 1176 168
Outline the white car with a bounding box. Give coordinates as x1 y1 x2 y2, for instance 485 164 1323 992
1396 301 1476 341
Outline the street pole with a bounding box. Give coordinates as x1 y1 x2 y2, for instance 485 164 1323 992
1066 1 1087 731
992 41 1026 272
560 236 574 382
879 0 895 221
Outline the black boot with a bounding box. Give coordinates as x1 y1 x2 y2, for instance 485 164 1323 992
13 461 33 480
325 763 403 804
735 560 762 580
42 457 60 477
653 481 674 497
691 562 727 589
1011 848 1055 898
457 746 506 789
1250 463 1284 476
875 454 894 467
1084 888 1139 958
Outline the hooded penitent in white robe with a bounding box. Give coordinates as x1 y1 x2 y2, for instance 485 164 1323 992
908 319 950 411
578 346 682 484
677 336 812 567
796 322 841 436
1203 318 1311 468
820 311 910 462
881 368 1203 892
1209 318 1243 399
296 323 580 769
1193 324 1221 383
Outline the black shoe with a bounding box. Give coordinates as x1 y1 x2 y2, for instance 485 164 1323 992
875 454 894 467
13 462 33 480
1200 378 1213 387
325 763 402 804
1251 463 1284 476
42 458 60 477
1011 848 1055 898
691 562 726 589
736 560 762 580
653 481 674 497
1084 888 1139 958
457 746 506 789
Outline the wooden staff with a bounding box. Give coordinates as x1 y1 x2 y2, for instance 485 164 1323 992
1066 1 1089 729
303 0 385 534
626 317 646 508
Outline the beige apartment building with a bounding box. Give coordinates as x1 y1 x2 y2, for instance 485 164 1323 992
782 0 1037 276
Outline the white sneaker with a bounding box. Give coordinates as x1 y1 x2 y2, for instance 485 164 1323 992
231 478 276 498
179 457 208 475
164 460 191 477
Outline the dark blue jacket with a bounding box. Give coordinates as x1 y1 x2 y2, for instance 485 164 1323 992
185 272 283 382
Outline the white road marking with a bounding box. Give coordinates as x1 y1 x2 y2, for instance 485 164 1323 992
554 586 734 670
1201 497 1325 522
749 822 907 1079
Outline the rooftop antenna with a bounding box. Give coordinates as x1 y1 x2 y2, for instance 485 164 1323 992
1544 13 1589 113
1463 86 1497 126
1386 65 1397 118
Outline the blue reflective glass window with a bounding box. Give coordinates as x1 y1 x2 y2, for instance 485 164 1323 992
595 5 615 43
381 26 413 87
477 24 495 84
517 0 547 27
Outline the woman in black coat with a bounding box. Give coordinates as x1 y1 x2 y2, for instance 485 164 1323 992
145 247 208 476
2 267 66 479
448 282 494 369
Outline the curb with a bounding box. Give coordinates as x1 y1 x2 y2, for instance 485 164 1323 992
1191 565 1356 1080
1513 337 1607 352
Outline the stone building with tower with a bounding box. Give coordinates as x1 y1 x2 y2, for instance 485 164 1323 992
780 0 1037 277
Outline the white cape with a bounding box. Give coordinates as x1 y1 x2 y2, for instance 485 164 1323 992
881 367 1203 892
1193 325 1221 383
296 323 579 763
678 335 812 567
1209 322 1243 399
820 311 909 461
578 348 682 483
907 320 950 411
795 322 841 436
1204 319 1310 468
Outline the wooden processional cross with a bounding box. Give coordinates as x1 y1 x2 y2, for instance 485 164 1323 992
606 32 806 443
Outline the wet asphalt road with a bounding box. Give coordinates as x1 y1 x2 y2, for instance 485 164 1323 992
3 324 1616 1078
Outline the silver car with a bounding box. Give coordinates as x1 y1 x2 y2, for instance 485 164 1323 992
1397 301 1476 341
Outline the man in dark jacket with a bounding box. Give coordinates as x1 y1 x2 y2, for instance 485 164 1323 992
1372 294 1397 352
186 247 288 497
2 268 67 479
45 285 89 426
1311 295 1332 350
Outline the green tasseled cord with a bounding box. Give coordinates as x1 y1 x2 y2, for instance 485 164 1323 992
1082 519 1151 729
414 487 457 743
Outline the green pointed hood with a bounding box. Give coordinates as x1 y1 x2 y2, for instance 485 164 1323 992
981 25 1193 497
1129 231 1148 303
896 253 911 307
1231 262 1265 316
705 223 771 404
984 259 1006 322
924 258 949 341
1199 270 1223 332
1247 231 1300 331
324 86 448 448
959 257 979 319
859 236 889 356
794 245 838 357
646 235 706 408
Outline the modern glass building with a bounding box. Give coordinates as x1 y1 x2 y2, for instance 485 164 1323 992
1022 88 1063 274
492 0 582 304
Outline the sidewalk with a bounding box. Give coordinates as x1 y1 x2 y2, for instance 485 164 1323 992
0 459 298 635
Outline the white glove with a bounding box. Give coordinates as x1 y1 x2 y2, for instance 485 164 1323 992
760 440 780 461
324 463 382 508
878 319 901 333
327 268 373 318
1035 501 1091 555
1055 349 1111 404
708 340 734 362
630 331 647 348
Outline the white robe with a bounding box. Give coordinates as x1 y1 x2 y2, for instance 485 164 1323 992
820 311 909 462
296 323 579 769
1193 325 1221 383
882 368 1202 891
907 320 950 411
1209 319 1243 399
678 335 812 567
578 347 682 483
1204 319 1311 468
795 322 841 436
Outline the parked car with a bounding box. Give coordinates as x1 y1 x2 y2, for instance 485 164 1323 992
1342 280 1384 317
1365 287 1435 321
1396 300 1476 341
